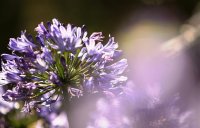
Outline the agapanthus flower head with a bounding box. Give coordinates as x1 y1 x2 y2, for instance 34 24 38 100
0 18 127 112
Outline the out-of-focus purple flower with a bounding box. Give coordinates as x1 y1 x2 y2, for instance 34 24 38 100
37 99 69 128
87 81 196 128
48 111 69 128
0 18 127 112
0 88 15 114
87 98 132 128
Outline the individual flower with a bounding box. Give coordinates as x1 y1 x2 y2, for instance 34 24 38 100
0 18 127 112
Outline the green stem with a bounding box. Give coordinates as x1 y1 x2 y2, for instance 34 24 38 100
61 86 72 128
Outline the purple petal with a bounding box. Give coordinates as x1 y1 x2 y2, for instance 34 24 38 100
6 73 22 82
1 54 19 60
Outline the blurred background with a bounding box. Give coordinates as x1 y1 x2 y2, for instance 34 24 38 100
1 0 200 127
0 0 198 53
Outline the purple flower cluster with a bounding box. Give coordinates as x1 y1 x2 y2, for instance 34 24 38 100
0 19 127 112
